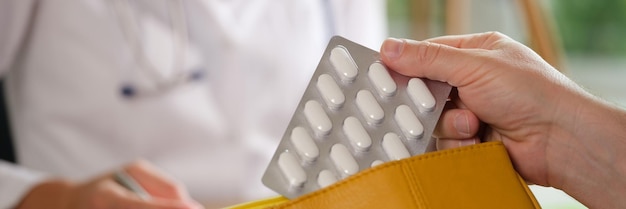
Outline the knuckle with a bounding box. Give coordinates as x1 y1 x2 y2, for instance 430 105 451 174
161 182 181 194
415 41 444 68
155 177 185 196
484 31 505 39
483 31 514 48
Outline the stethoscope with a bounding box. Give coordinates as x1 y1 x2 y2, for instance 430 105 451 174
112 0 204 98
113 0 335 99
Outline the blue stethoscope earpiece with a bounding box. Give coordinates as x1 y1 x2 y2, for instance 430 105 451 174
188 68 205 81
120 83 136 98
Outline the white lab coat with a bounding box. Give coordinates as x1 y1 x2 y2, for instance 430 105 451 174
0 0 386 207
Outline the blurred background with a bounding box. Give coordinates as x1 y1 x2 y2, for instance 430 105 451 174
387 0 626 208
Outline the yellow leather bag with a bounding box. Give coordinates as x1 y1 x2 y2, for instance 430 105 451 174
227 142 541 209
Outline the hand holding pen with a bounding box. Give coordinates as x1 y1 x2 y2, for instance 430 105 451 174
17 160 204 209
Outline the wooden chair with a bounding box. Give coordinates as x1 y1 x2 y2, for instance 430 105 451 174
408 0 563 70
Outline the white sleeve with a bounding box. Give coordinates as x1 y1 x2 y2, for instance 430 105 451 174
330 0 388 50
0 1 48 208
0 161 46 209
0 0 36 77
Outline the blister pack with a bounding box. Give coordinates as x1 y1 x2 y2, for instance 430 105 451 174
262 36 452 199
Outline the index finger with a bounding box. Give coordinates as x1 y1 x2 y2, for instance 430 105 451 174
379 38 487 87
425 31 513 50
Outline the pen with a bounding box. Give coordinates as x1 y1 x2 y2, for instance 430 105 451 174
114 169 152 200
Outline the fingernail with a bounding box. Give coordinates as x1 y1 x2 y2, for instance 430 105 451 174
382 38 405 59
454 113 471 137
459 139 477 147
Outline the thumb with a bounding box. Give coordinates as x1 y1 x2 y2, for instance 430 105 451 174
380 38 488 87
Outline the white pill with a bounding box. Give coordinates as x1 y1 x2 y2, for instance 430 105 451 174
382 132 411 160
368 63 397 97
316 74 345 109
330 144 359 177
371 160 385 167
356 90 384 124
317 170 338 188
395 105 424 139
407 78 436 113
290 127 319 163
343 116 372 152
278 152 307 188
304 100 332 136
329 46 358 82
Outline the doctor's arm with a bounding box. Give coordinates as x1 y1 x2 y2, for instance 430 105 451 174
0 2 202 209
0 0 35 77
0 2 50 208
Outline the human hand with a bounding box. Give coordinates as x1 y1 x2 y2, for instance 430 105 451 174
380 32 593 187
380 32 626 208
17 160 204 209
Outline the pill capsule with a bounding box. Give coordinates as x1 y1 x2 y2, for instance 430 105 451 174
329 46 358 82
343 116 372 152
290 127 319 163
382 132 411 160
317 170 338 188
395 105 424 139
316 74 345 109
407 78 436 113
368 63 397 97
304 100 332 136
330 144 359 177
356 90 384 124
278 152 307 188
371 160 385 167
